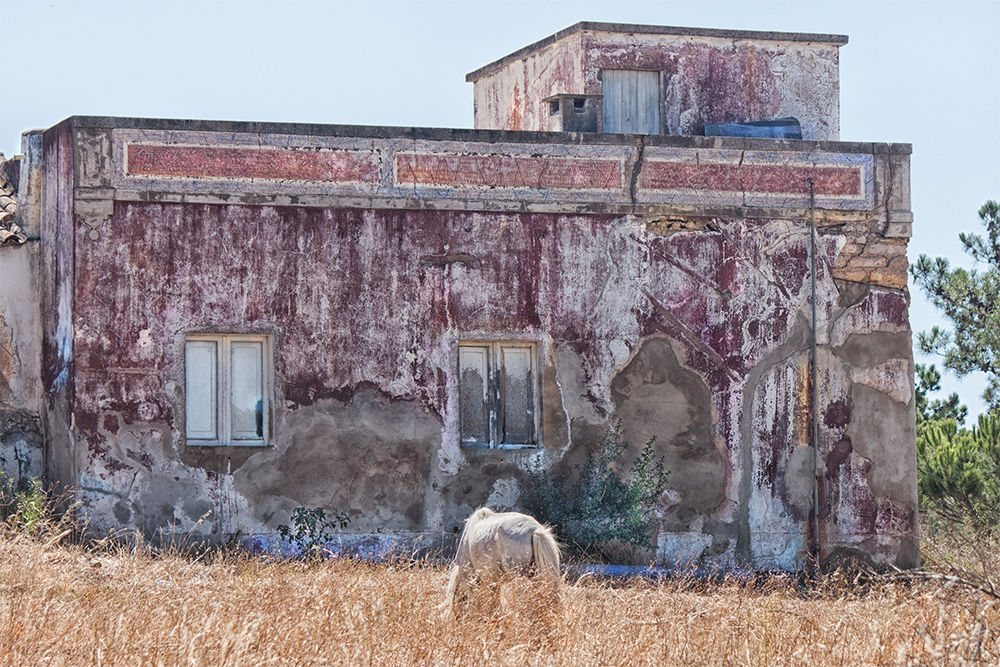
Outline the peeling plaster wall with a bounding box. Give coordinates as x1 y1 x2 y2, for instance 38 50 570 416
470 26 843 141
30 117 916 570
0 249 44 489
0 135 46 489
0 244 44 488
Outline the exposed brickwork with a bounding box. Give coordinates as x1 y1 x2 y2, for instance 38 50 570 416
829 219 909 290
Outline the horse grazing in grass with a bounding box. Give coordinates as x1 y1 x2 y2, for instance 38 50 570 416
445 508 561 618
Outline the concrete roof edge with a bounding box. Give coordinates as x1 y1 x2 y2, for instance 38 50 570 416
465 21 849 82
57 115 904 154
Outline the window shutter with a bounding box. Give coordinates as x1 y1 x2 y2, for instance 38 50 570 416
459 345 490 444
500 345 534 445
602 70 660 134
185 340 218 439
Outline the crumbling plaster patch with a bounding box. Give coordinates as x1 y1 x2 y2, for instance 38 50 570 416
485 477 520 511
74 423 262 541
733 252 915 568
846 384 917 504
236 389 440 533
610 336 725 530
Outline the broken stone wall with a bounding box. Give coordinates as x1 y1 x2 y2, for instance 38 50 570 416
34 117 915 569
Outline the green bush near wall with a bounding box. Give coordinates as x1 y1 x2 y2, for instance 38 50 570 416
524 422 670 560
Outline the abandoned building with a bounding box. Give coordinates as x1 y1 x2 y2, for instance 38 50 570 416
0 22 917 570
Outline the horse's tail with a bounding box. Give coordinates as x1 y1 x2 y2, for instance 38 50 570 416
442 563 462 614
532 526 561 581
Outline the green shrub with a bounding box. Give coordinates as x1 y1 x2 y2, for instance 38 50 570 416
277 506 351 560
524 422 670 560
0 474 48 536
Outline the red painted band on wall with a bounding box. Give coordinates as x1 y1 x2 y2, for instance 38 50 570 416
639 162 861 196
126 144 379 183
396 153 623 189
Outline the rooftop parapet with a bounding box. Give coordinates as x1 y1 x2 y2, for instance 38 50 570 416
50 116 906 227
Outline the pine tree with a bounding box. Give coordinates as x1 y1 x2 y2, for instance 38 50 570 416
917 413 1000 529
915 363 967 426
910 200 1000 411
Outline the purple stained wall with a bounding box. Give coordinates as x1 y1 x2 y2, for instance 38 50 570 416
30 116 917 570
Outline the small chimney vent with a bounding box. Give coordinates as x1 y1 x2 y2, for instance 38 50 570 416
542 94 602 133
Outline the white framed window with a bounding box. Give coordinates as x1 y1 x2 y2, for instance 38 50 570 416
185 334 272 446
459 341 537 448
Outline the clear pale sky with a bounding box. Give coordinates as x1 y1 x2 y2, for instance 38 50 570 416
2 0 998 419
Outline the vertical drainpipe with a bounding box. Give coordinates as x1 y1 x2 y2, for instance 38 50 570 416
808 178 821 567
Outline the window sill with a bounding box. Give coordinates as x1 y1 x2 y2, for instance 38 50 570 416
460 443 539 450
185 441 272 448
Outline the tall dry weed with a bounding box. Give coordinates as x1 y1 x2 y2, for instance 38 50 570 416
2 526 998 666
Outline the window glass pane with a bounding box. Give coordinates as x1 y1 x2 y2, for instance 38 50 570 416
500 346 533 444
185 341 217 439
459 346 490 444
230 341 264 440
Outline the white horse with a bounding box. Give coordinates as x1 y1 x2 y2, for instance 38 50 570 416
445 507 561 617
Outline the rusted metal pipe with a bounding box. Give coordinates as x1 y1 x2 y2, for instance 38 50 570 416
808 178 821 567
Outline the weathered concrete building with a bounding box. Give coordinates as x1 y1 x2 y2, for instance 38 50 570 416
0 23 917 570
468 22 844 141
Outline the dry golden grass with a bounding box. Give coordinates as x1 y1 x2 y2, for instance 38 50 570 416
1 528 997 666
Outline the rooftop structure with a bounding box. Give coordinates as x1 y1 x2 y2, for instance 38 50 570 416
469 22 847 140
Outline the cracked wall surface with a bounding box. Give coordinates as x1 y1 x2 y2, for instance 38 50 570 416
17 116 917 570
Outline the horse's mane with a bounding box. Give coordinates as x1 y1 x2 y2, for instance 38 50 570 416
464 507 496 531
